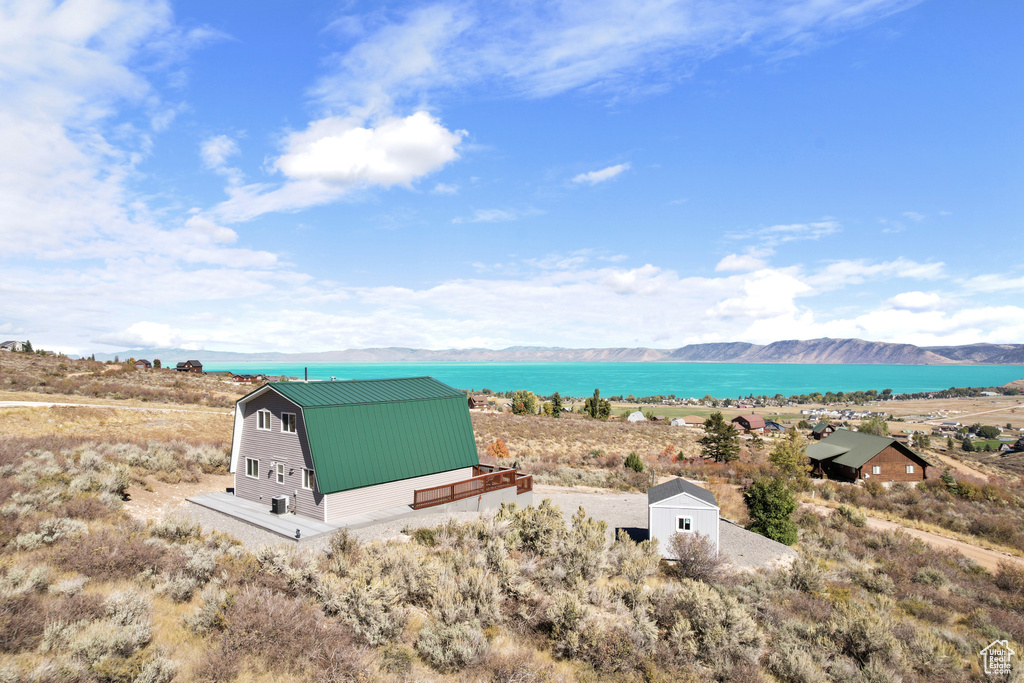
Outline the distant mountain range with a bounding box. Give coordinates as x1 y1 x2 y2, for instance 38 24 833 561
88 338 1024 365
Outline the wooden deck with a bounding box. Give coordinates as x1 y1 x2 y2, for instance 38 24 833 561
412 466 533 510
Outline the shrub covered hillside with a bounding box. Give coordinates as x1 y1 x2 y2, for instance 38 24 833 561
2 436 1023 681
0 354 249 408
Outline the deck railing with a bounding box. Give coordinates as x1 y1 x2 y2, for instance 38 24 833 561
413 466 527 510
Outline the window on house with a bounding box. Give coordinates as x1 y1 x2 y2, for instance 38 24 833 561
282 412 296 433
256 409 271 430
872 466 881 475
906 465 914 474
677 517 692 532
276 463 285 484
245 458 258 479
302 468 316 491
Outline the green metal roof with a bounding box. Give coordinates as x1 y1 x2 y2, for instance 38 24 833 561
811 421 831 434
809 428 932 469
254 378 479 494
806 442 850 461
268 376 466 407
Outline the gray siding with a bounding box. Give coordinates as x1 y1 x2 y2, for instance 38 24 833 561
233 391 325 521
323 467 474 523
649 494 719 557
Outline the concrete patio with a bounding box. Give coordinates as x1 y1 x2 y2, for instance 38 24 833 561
187 492 425 542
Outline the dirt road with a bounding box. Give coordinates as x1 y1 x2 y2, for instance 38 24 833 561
0 400 228 415
803 502 1023 572
927 451 990 480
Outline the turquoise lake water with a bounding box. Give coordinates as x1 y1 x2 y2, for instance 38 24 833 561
201 362 1024 399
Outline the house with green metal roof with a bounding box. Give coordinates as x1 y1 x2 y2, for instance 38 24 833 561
228 377 531 523
811 421 838 440
807 428 933 482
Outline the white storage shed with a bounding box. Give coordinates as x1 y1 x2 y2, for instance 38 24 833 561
647 478 720 557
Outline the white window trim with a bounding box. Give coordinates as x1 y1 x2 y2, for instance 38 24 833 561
676 516 693 532
282 412 296 433
256 409 271 431
245 458 259 479
872 465 881 475
302 468 316 491
276 463 285 484
906 464 914 474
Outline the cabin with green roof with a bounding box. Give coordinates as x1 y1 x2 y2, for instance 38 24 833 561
229 377 531 523
807 428 932 482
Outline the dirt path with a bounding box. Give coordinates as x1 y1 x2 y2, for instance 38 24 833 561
123 473 234 524
924 403 1024 424
0 400 229 415
927 451 990 480
803 502 1023 572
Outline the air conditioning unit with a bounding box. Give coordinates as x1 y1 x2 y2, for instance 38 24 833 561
271 495 289 515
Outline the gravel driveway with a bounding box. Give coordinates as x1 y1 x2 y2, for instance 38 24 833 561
184 483 796 570
532 485 797 571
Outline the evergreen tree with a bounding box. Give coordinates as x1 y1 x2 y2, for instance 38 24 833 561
584 389 611 420
586 389 600 418
551 392 563 418
23 340 33 353
744 478 798 545
698 412 740 463
623 453 644 473
962 437 975 453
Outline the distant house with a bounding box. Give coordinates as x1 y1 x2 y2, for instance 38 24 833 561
0 341 25 352
134 359 152 370
670 417 687 427
807 429 932 483
764 419 786 432
231 373 264 383
731 414 766 434
627 411 647 423
648 478 720 557
175 360 203 373
229 377 532 523
468 395 489 410
811 421 838 440
680 415 706 429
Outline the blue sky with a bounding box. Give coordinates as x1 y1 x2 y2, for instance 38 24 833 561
1 0 1022 355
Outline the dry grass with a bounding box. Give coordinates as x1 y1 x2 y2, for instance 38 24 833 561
0 405 233 446
0 353 249 408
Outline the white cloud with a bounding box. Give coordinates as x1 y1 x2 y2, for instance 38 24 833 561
807 258 944 291
275 112 464 186
311 1 921 114
182 215 237 244
432 182 458 195
99 321 180 348
902 211 925 222
963 274 1024 293
886 291 943 311
201 134 240 169
758 219 841 243
452 208 518 224
715 249 773 272
572 163 630 185
211 112 465 223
